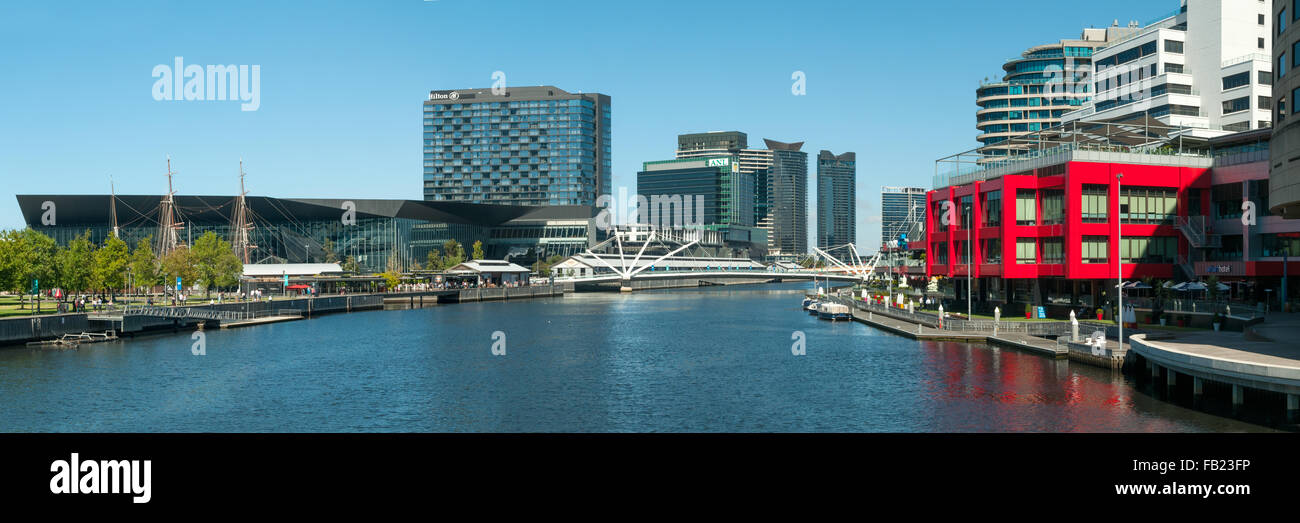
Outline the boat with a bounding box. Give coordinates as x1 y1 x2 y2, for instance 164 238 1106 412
802 297 818 311
816 302 851 321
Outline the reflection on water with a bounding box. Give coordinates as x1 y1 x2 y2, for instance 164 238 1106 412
0 283 1273 432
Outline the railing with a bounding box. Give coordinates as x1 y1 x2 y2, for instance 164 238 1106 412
1222 53 1271 69
831 295 1117 338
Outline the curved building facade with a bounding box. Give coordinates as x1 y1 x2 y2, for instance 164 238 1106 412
976 27 1131 159
1274 0 1300 218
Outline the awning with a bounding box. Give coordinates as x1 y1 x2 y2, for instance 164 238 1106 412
286 284 311 290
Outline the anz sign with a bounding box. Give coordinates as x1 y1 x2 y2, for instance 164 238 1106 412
706 158 731 168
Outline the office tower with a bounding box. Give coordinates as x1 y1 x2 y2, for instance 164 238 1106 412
423 85 611 206
765 139 807 256
881 186 927 249
816 151 856 249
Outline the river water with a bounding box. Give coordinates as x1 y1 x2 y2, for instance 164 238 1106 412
0 283 1271 432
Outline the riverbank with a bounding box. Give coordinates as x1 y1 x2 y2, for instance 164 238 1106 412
0 284 572 348
820 293 1297 429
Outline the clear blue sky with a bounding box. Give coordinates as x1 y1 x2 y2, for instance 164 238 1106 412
0 0 1162 250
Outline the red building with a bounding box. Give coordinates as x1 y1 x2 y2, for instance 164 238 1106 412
928 124 1299 317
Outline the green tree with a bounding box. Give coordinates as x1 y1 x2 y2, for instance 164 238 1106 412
129 236 161 293
341 256 361 274
160 246 198 297
426 248 443 271
0 229 56 310
532 254 564 276
471 240 485 260
191 231 243 298
55 230 95 294
322 238 340 264
92 235 130 299
442 239 464 268
379 271 401 291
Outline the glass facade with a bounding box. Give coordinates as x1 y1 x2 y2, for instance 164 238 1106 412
17 195 595 273
423 86 611 207
881 187 927 247
816 151 856 249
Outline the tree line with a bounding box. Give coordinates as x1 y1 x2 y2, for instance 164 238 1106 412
0 228 243 299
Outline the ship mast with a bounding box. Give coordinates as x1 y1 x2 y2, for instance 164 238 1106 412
109 175 119 239
155 156 182 257
231 159 255 264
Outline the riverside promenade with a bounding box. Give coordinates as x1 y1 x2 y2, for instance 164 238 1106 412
1128 313 1300 423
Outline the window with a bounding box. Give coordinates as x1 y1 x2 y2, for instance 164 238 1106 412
1120 186 1177 224
1260 96 1273 110
1016 189 1037 226
1222 96 1251 115
1260 37 1266 49
934 242 948 265
981 190 1002 227
1016 238 1037 264
1212 183 1245 220
1165 63 1184 74
1260 70 1274 86
1121 237 1176 264
1261 233 1300 257
1283 8 1290 35
1165 40 1184 54
1260 13 1266 25
982 238 1001 264
1281 52 1288 78
1082 236 1109 264
1082 185 1109 223
1223 71 1251 90
1282 96 1290 122
1041 238 1064 264
1041 190 1065 225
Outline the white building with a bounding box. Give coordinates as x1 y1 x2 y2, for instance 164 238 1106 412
1062 0 1274 136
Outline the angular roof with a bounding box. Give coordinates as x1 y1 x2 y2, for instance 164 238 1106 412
763 139 804 151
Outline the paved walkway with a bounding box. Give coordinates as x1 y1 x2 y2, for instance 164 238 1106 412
1128 315 1300 394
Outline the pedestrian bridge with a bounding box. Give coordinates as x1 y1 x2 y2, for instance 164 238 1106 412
554 268 864 287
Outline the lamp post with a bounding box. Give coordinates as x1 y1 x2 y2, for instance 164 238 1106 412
967 221 972 318
1117 172 1124 346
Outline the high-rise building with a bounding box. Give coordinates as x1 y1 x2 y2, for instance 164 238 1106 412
1272 0 1300 218
423 85 611 206
976 26 1130 160
676 131 773 245
765 139 807 256
636 156 765 256
816 151 856 249
676 131 748 159
1062 1 1274 135
881 187 927 249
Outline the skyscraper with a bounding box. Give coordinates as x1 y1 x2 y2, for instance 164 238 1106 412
881 186 926 249
765 139 807 257
676 131 772 246
976 26 1127 160
423 85 611 206
816 150 856 249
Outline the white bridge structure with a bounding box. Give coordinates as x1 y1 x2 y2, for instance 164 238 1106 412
550 228 879 291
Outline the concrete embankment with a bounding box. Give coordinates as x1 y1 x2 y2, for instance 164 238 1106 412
2 285 571 348
828 297 1109 363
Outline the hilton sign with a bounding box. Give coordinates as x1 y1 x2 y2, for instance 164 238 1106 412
429 91 472 101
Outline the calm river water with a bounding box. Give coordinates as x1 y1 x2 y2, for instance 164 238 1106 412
0 283 1271 432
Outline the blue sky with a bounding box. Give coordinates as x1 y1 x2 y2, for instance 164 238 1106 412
0 0 1163 249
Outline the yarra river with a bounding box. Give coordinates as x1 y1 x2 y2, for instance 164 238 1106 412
0 283 1272 432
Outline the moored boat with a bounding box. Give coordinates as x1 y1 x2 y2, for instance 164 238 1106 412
816 302 851 321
